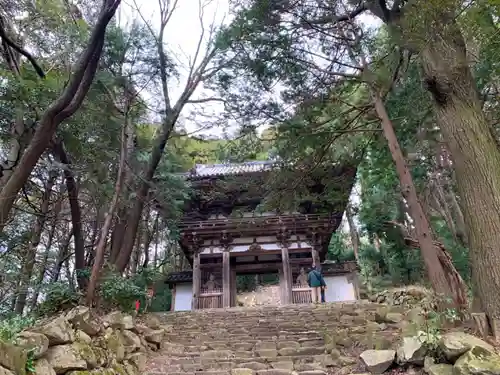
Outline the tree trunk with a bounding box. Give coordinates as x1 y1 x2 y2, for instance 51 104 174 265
420 17 500 325
86 204 105 267
431 180 459 240
372 94 457 301
0 15 34 186
109 114 136 264
65 257 74 290
130 222 143 276
52 230 73 282
29 181 65 310
345 204 360 261
143 212 159 269
153 222 160 267
448 188 468 246
14 170 58 314
0 0 121 234
86 113 129 304
53 141 86 289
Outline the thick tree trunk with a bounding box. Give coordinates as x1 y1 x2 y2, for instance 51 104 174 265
109 116 136 264
86 114 129 304
420 18 500 326
345 204 360 261
373 94 456 300
14 171 58 314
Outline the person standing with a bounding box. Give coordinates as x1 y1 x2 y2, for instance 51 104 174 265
308 265 326 303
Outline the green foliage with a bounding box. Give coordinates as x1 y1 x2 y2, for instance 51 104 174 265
415 307 460 352
35 282 82 317
99 273 145 313
327 233 355 262
25 349 36 374
358 244 387 278
148 282 171 313
0 315 35 342
99 267 166 313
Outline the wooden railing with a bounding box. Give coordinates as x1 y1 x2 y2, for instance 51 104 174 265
196 287 223 309
180 213 336 232
292 284 312 304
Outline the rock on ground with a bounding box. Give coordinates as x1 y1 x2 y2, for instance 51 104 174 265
360 349 396 374
439 332 495 362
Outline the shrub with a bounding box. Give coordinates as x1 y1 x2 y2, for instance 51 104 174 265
99 267 166 313
99 273 145 312
35 281 81 316
0 315 35 342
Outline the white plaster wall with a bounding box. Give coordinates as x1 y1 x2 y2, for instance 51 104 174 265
174 283 193 311
324 275 356 302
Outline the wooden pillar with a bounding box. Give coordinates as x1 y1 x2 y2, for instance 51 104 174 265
311 247 320 267
230 268 237 307
192 251 201 310
223 250 231 308
278 268 285 304
281 245 292 304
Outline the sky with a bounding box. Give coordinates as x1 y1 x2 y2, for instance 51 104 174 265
119 0 230 137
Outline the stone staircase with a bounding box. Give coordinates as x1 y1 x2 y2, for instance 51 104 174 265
145 302 408 375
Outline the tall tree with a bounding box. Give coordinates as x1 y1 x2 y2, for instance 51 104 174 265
0 0 121 233
110 0 231 272
212 0 466 304
299 0 500 328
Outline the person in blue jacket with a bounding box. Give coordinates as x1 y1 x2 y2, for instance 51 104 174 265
308 265 326 303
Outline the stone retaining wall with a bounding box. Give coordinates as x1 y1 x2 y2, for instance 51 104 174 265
0 307 168 375
368 286 436 309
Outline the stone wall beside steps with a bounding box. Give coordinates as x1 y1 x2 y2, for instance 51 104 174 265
0 306 167 375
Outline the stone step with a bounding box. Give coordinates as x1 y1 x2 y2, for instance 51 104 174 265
178 339 325 352
165 332 326 339
163 353 337 371
164 346 327 361
148 371 329 375
166 325 343 332
164 335 325 343
145 302 404 375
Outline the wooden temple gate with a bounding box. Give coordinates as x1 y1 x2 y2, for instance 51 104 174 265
182 214 337 309
175 161 357 310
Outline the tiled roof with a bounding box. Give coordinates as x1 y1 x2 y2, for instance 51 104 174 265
165 271 193 283
184 161 276 178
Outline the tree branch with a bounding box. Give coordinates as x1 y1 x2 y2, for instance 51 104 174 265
0 16 46 78
186 97 227 104
300 2 367 27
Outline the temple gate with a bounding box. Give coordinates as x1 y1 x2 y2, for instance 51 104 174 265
165 161 358 310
